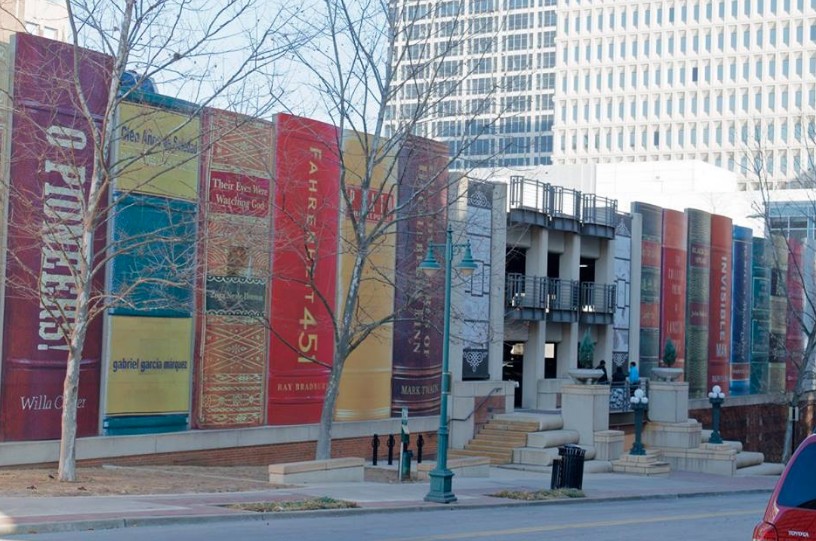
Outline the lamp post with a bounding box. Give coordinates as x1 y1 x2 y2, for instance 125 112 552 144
708 385 725 444
629 388 649 455
419 224 477 504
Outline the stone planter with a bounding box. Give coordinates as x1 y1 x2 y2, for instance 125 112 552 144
568 368 604 384
651 367 683 382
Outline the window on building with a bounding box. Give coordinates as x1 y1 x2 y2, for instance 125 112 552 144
692 66 699 81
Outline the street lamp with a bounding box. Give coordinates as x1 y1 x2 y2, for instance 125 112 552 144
708 385 726 444
419 223 477 504
629 388 649 456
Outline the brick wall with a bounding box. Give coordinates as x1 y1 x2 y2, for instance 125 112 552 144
689 398 816 463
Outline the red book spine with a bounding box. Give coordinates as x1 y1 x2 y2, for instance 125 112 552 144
0 35 111 441
267 114 339 425
785 239 805 392
708 214 733 392
660 209 687 375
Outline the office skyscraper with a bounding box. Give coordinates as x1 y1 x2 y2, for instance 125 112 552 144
554 0 816 189
388 0 558 170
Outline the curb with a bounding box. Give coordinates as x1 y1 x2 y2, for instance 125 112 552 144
0 486 775 535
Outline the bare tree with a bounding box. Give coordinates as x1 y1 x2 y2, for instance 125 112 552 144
1 0 297 481
272 0 512 459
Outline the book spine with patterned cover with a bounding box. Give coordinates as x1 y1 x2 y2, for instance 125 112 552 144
632 202 663 378
707 215 732 393
685 209 711 399
660 209 687 376
194 109 273 428
750 237 770 394
730 226 753 396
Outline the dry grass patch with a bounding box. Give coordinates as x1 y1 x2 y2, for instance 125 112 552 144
226 497 359 512
490 488 584 501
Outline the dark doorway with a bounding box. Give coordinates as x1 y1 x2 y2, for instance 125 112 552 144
579 257 596 283
547 252 560 277
503 342 524 408
545 342 558 379
506 246 526 274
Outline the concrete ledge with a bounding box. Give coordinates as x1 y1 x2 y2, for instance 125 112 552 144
417 456 490 480
611 451 671 476
268 457 365 484
660 445 737 476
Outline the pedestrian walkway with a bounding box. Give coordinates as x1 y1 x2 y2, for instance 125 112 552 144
0 467 778 536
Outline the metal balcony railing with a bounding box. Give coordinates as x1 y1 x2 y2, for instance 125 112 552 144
579 282 616 315
506 273 549 311
509 175 548 214
549 278 579 312
581 193 618 228
549 185 581 220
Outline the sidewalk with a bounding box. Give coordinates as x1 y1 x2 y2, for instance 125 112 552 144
0 466 778 536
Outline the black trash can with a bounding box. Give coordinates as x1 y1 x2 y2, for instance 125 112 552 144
550 456 563 489
557 444 586 490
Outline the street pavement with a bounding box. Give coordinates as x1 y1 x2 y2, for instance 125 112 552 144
0 465 778 536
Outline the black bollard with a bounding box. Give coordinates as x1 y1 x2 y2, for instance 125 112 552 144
387 434 396 465
371 434 380 466
417 434 424 463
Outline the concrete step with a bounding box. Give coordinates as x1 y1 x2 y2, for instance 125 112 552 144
513 445 597 467
513 446 558 466
450 448 510 464
736 451 765 469
487 420 541 433
735 462 785 476
494 412 563 431
701 431 743 452
476 429 531 442
527 429 580 449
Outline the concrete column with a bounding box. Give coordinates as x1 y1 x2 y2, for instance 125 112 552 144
559 232 580 376
488 182 508 382
522 227 549 409
561 384 610 445
598 239 615 362
523 321 546 409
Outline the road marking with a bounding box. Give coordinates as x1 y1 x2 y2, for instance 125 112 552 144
402 509 760 540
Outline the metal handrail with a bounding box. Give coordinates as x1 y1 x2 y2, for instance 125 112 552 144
608 380 650 413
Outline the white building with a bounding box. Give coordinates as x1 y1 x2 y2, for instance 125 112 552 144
553 0 816 189
0 0 70 42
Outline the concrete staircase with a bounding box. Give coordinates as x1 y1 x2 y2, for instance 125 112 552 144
453 411 611 473
450 413 543 465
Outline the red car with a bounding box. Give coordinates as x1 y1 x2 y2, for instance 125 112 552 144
753 434 816 540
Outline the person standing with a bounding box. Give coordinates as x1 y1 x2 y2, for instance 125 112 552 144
629 361 640 392
596 360 609 384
